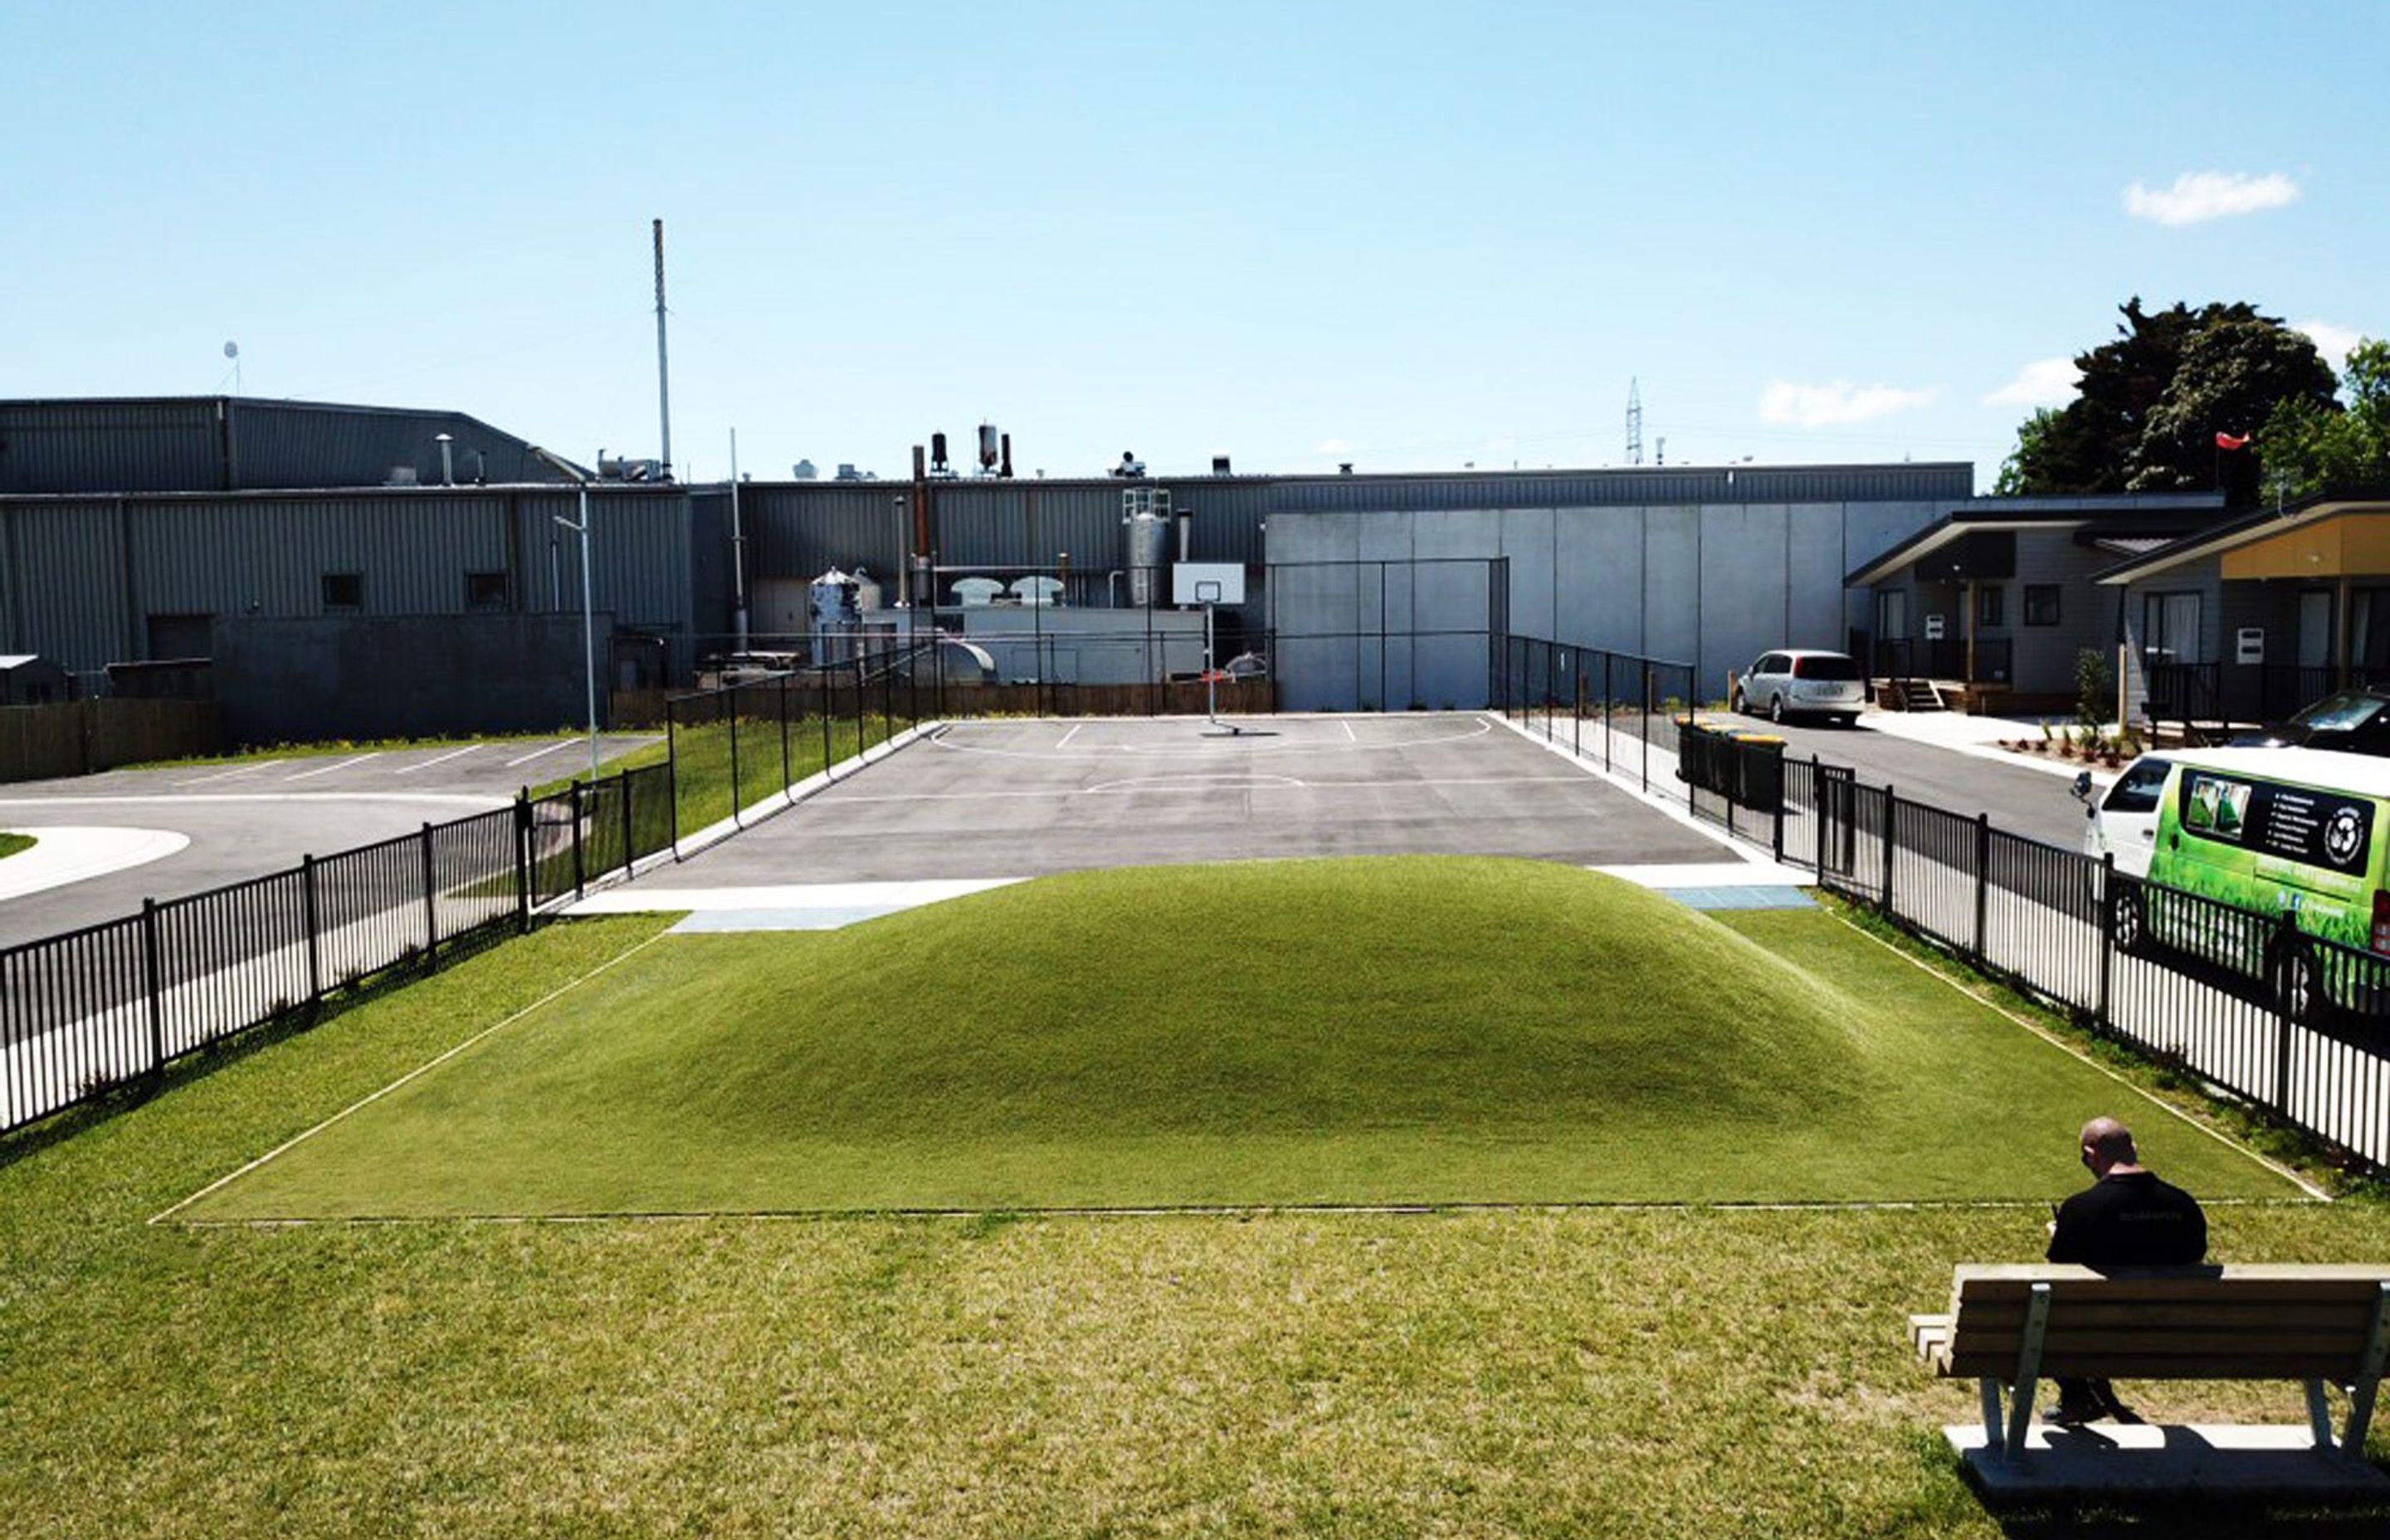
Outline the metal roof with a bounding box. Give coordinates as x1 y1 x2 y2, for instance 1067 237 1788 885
1844 491 2229 587
2092 493 2390 584
0 396 585 495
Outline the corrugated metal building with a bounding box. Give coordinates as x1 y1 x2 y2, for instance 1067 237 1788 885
0 486 719 673
0 397 582 495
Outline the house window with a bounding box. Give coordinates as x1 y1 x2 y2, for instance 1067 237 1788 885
321 573 364 612
2024 584 2061 626
1977 586 2005 627
466 571 510 612
2142 592 2203 664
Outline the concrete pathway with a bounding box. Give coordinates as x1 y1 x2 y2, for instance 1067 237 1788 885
0 826 190 904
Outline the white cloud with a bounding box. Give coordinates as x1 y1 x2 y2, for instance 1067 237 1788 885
2296 319 2365 372
1983 356 2080 408
2123 170 2300 227
1758 380 1937 428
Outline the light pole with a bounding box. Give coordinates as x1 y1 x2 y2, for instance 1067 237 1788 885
531 448 602 784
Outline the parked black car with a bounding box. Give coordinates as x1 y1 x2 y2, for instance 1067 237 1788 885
2230 687 2390 755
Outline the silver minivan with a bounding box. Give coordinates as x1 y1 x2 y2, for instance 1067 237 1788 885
1734 650 1866 726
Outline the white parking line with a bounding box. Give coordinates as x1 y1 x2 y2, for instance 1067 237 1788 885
1056 722 1085 749
1342 719 1357 742
173 759 285 787
393 744 483 775
282 753 381 782
504 741 571 768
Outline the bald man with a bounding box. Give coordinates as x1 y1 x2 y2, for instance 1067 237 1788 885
2045 1115 2207 1425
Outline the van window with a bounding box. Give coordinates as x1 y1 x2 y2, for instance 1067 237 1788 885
2103 756 2173 814
1792 655 1860 680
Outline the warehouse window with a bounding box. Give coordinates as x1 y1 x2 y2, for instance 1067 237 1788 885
321 573 364 612
2024 584 2061 626
466 571 510 612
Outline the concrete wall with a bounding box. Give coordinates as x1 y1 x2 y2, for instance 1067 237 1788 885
212 613 612 745
1266 499 1941 709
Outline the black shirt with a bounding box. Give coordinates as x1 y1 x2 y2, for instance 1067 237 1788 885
2048 1170 2208 1267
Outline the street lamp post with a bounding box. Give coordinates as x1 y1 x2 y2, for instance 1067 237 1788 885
530 447 602 784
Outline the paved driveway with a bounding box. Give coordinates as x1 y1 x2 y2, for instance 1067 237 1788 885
1729 714 2095 849
0 735 654 948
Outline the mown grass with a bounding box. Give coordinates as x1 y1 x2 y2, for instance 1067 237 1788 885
193 860 2295 1219
2 907 2382 1537
0 831 32 860
530 713 904 839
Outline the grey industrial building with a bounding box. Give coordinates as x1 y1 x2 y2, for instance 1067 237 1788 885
2 393 2016 736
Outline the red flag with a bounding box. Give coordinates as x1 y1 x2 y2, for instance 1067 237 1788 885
2216 431 2251 450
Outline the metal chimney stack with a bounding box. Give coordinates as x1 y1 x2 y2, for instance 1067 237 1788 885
652 218 673 480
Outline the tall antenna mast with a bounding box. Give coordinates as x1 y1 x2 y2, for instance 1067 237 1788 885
1625 378 1643 466
652 217 674 480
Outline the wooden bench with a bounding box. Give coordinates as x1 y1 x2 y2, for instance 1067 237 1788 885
1911 1265 2390 1497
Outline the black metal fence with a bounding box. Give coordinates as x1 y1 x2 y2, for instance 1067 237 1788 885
1495 635 1704 795
2142 660 2378 732
1495 634 2390 1175
0 755 676 1138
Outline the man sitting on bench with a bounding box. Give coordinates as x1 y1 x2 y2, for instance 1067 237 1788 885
2046 1114 2209 1425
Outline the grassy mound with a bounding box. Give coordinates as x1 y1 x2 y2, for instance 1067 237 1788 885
190 858 2295 1216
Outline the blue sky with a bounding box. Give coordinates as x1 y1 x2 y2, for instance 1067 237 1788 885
4 2 2382 488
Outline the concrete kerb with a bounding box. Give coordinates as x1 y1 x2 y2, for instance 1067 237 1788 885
530 723 939 916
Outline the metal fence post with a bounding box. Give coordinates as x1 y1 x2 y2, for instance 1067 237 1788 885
420 821 440 967
2274 912 2298 1115
779 671 793 795
1973 813 1992 963
1815 758 1827 874
571 780 586 899
303 851 324 1004
1602 651 1613 774
141 897 165 1074
666 704 681 856
514 790 534 932
729 684 744 828
1641 661 1652 794
821 672 834 780
2096 854 2115 1035
1880 783 1896 912
1771 767 1786 864
619 769 635 876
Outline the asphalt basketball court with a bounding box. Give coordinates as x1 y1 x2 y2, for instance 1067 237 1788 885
581 712 1797 928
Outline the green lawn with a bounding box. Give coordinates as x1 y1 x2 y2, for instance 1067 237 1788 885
2 903 2380 1538
189 859 2297 1219
533 713 904 840
0 831 32 860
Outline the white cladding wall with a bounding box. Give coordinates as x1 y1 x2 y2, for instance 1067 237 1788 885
1268 500 1941 710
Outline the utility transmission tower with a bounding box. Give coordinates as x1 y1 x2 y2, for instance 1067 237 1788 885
1625 378 1644 466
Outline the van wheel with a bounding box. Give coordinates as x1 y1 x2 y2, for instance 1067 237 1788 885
2270 943 2323 1024
1769 694 1786 724
2109 888 2145 954
1731 687 1747 715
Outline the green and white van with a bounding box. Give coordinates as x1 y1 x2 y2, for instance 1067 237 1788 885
2123 746 2390 1015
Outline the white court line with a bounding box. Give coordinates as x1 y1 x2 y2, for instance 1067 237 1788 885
822 775 1598 804
929 715 1495 761
1341 719 1357 743
0 792 499 810
503 741 572 768
1056 722 1085 749
172 759 285 787
393 744 483 775
283 753 380 782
